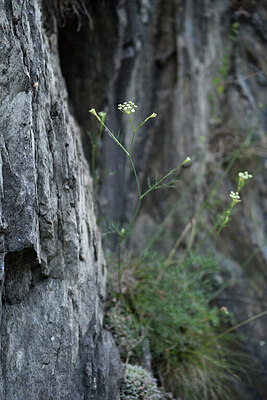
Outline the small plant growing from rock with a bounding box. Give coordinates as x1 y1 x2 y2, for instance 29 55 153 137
120 364 163 400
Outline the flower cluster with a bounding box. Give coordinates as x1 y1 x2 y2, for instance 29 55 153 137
238 171 252 180
118 101 138 114
238 170 253 191
230 191 241 202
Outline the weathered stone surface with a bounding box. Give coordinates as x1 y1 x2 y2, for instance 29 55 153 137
0 0 121 399
59 0 266 398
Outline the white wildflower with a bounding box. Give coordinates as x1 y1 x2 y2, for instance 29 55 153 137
118 101 138 114
238 171 252 180
230 191 241 202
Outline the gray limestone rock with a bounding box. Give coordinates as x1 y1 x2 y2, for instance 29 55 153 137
0 0 121 399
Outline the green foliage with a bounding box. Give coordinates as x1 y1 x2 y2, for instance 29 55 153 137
228 22 240 42
115 250 248 399
101 220 123 237
121 364 163 400
133 253 223 353
161 342 247 400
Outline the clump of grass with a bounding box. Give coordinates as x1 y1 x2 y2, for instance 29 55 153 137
119 251 249 399
160 341 246 400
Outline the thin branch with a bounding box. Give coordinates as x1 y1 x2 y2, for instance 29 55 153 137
215 310 267 340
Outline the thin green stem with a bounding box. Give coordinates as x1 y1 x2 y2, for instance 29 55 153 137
128 114 136 155
140 157 190 200
135 114 157 133
136 120 147 132
120 155 142 243
121 198 141 245
164 127 255 266
118 241 122 295
89 113 106 186
213 310 267 341
129 155 141 198
99 119 129 157
116 153 142 296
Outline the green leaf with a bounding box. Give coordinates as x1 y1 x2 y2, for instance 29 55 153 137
217 85 225 94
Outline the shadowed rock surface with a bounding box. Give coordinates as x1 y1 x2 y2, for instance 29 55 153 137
0 0 121 399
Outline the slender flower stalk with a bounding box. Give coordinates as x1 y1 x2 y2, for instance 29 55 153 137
90 102 190 294
219 171 252 230
88 111 106 187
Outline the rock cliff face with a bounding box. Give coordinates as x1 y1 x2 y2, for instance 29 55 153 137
0 1 120 399
59 0 267 398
